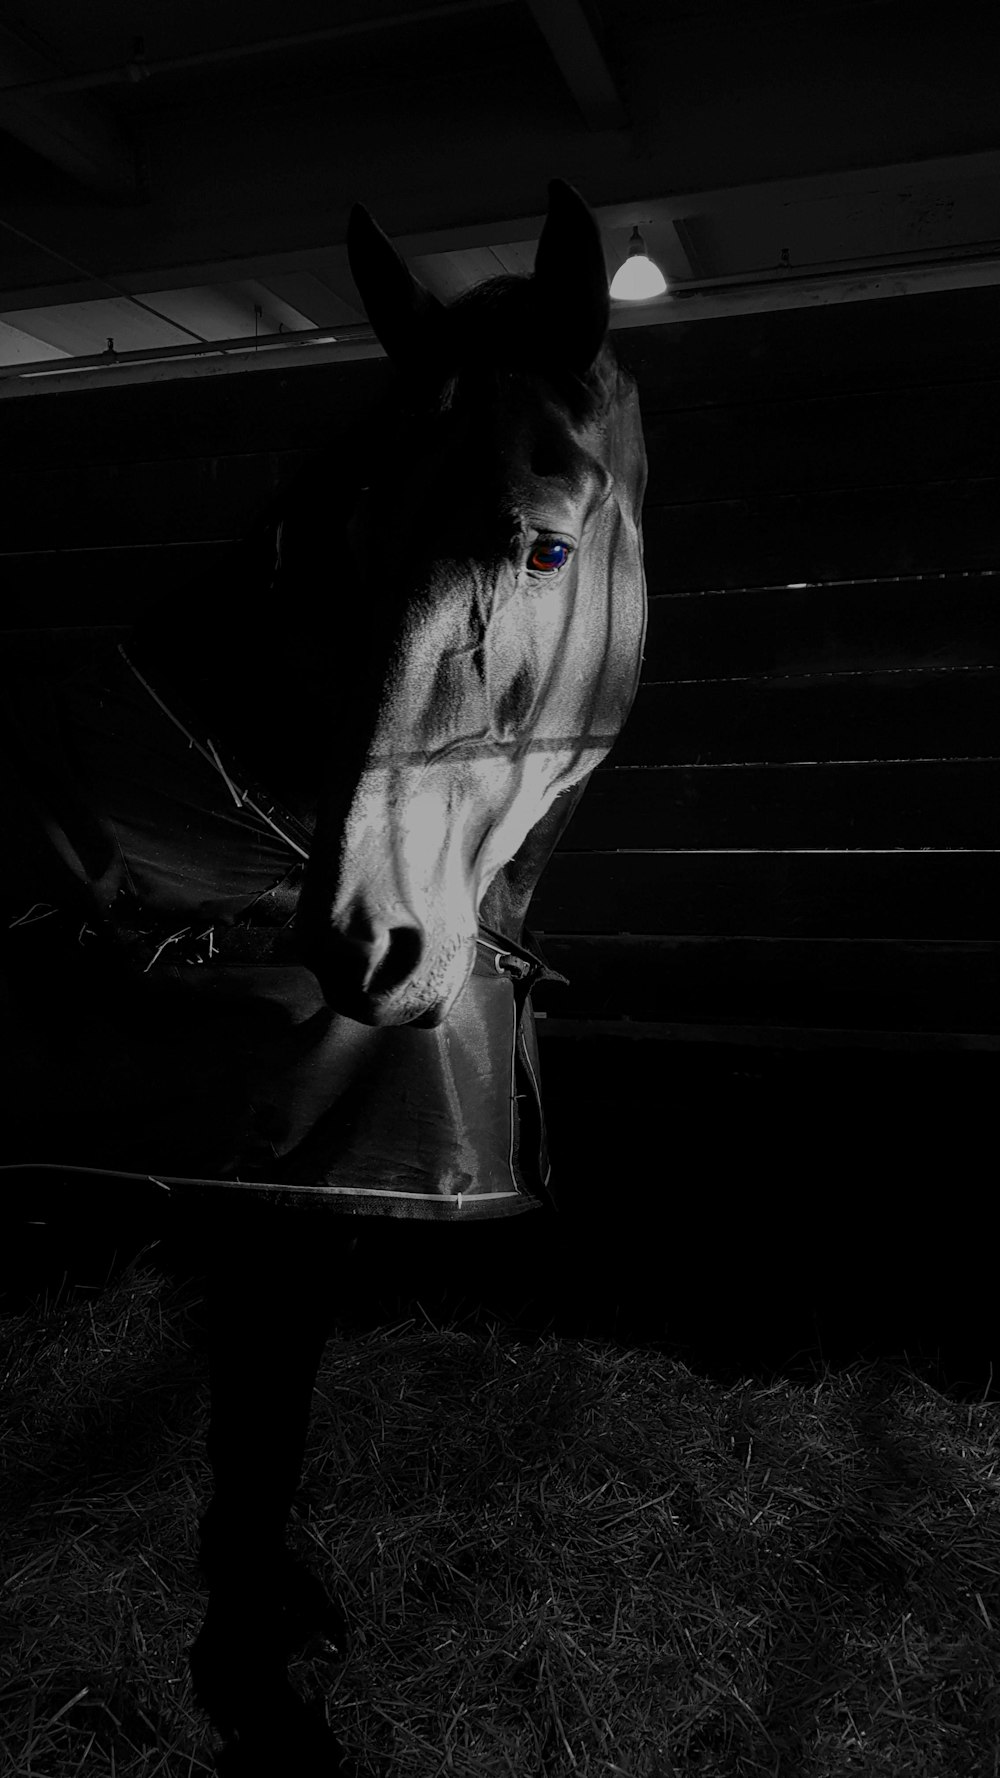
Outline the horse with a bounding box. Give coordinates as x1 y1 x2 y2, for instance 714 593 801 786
1 179 647 1773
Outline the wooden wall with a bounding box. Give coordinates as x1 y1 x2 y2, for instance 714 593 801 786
541 291 1000 1051
2 287 998 1062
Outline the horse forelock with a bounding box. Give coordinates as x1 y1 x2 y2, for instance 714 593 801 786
394 273 623 426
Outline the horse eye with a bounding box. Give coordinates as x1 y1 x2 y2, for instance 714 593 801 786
528 540 572 572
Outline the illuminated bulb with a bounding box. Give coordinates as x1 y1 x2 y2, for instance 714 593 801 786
609 226 668 301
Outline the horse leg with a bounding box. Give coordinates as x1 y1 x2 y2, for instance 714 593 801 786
190 1219 354 1774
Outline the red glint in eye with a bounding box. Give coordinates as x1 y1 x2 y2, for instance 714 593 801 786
528 541 570 572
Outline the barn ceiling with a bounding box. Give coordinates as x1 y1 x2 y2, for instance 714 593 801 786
0 0 998 390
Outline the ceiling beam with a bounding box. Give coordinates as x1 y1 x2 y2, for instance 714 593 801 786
1 145 996 316
523 0 628 130
6 145 999 315
0 3 515 98
0 23 138 197
7 246 1000 399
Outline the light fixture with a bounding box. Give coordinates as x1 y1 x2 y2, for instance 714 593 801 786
609 225 668 301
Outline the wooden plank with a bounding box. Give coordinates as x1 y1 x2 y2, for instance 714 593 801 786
642 479 1000 589
643 379 1000 506
529 934 1000 1032
536 1018 1000 1053
0 637 993 851
616 285 1000 410
0 356 392 470
523 0 630 130
0 542 236 629
528 851 1000 940
0 451 310 552
641 574 1000 680
1 285 998 474
5 549 998 668
562 761 1000 851
4 540 999 653
0 34 138 198
612 671 997 768
4 289 999 476
7 355 997 495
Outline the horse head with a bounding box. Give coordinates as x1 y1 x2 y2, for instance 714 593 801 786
295 180 647 1027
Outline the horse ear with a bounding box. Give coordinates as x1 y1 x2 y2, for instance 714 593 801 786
347 204 445 365
533 179 610 375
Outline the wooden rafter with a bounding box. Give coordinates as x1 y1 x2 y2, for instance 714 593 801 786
523 0 628 131
0 22 137 196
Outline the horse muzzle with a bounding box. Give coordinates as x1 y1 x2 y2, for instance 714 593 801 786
298 913 475 1028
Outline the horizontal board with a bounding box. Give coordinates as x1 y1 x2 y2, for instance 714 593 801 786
0 544 235 629
2 627 990 773
529 935 1000 1033
643 479 1000 589
5 538 1000 655
0 451 309 552
7 362 997 506
643 378 1000 505
4 286 997 477
0 357 393 471
642 573 1000 680
536 1018 1000 1053
3 473 999 619
528 851 1000 940
613 669 997 767
564 761 1000 851
6 289 999 478
617 286 1000 411
0 650 992 850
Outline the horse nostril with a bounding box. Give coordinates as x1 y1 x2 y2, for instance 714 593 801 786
302 910 428 1010
364 923 425 997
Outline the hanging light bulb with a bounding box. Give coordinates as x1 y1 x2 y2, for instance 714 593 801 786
609 225 668 301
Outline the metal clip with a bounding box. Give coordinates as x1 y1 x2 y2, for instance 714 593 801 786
494 951 532 980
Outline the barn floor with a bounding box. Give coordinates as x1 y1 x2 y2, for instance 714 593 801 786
2 1250 999 1777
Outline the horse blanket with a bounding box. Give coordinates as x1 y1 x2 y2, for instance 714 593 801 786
2 636 563 1221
